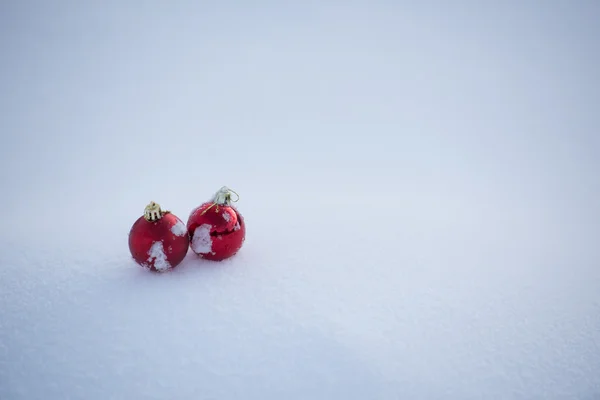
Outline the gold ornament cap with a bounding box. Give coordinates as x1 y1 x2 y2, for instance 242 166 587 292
144 201 166 222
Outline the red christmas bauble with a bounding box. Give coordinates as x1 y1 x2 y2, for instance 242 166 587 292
187 187 246 261
128 201 190 272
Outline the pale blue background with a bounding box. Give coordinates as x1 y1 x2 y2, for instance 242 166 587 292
1 1 599 399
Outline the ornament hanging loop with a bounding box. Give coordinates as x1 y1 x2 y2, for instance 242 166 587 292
200 186 240 216
214 186 239 206
227 188 240 203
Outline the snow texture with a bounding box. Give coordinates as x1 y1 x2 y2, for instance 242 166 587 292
170 220 187 237
191 224 213 254
1 1 600 399
146 241 171 271
222 211 231 222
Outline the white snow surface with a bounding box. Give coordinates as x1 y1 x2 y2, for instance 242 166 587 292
170 219 188 237
146 241 171 272
1 2 600 399
191 224 213 254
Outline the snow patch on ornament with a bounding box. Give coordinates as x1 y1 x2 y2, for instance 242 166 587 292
171 220 187 237
222 212 231 222
192 224 213 254
147 241 171 271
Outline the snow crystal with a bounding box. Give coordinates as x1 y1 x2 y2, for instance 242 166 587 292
222 212 231 222
171 220 187 237
191 224 213 254
147 241 171 272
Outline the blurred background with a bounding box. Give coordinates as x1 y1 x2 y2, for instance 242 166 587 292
1 1 599 399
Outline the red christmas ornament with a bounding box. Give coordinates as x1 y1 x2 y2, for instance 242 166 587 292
187 186 246 261
128 201 190 272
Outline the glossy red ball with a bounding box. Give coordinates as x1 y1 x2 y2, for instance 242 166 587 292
128 212 190 272
187 202 246 261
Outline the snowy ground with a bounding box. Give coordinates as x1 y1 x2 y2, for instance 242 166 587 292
1 1 599 399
